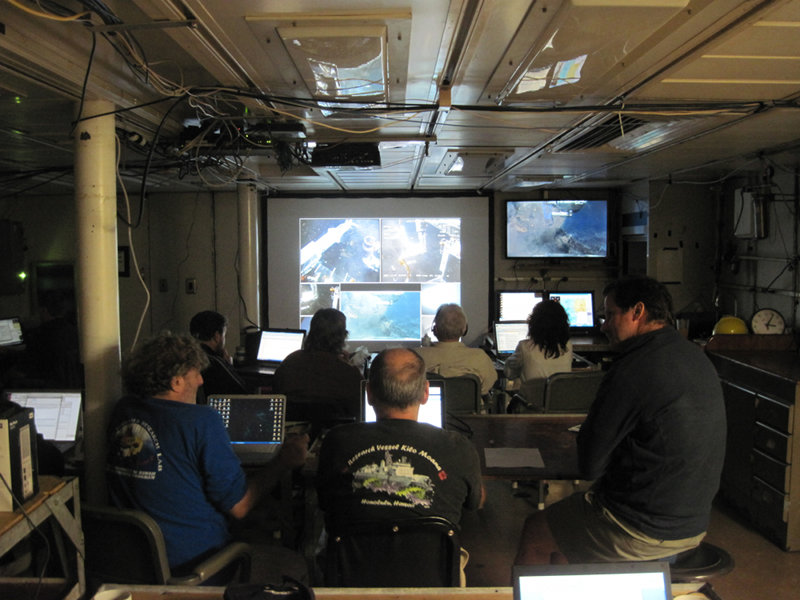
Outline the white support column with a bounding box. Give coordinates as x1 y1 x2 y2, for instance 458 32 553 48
74 99 122 504
237 182 261 328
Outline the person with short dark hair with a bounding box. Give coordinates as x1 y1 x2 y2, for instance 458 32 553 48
189 310 249 402
107 332 308 578
272 308 363 421
515 276 726 565
416 303 497 395
316 347 484 528
504 299 573 382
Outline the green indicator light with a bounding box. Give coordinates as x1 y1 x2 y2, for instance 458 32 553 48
14 96 22 105
17 271 27 281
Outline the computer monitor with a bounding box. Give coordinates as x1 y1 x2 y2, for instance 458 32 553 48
549 291 595 330
362 380 445 428
5 389 82 450
498 291 543 322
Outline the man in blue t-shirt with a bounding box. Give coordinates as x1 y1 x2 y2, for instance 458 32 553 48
107 332 307 575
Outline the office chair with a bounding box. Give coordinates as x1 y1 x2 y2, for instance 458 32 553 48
323 516 461 587
542 370 604 413
427 373 482 414
82 504 251 591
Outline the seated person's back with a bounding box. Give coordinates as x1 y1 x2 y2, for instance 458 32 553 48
416 303 497 395
273 308 363 421
316 348 483 527
107 332 306 575
504 300 573 382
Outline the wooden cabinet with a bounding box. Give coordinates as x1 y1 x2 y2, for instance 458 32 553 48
706 335 800 551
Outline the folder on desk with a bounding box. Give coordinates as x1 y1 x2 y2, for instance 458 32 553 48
484 447 544 469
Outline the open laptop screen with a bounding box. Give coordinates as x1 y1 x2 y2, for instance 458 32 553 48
550 291 595 329
494 321 529 355
207 394 286 451
256 329 306 363
6 390 82 444
362 380 445 428
0 317 23 347
513 562 671 600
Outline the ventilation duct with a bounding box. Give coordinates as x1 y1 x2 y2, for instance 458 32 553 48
555 115 648 152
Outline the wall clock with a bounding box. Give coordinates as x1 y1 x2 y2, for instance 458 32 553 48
750 308 785 334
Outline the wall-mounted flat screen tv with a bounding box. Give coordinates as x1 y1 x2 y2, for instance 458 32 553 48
506 199 608 259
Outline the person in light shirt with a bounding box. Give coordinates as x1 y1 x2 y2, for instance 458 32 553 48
416 303 497 395
504 299 573 383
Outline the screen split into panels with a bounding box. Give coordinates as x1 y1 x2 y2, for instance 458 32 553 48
299 217 462 344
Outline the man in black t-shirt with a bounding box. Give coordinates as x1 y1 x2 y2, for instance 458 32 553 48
316 347 484 528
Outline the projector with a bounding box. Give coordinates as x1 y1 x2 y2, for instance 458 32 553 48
311 143 381 167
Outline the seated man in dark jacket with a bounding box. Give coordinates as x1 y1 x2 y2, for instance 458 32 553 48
515 276 726 565
189 310 249 403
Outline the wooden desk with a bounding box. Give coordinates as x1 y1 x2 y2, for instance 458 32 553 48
95 582 718 599
457 414 583 481
570 335 611 353
0 476 85 600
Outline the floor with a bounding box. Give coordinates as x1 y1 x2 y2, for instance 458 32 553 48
461 480 800 599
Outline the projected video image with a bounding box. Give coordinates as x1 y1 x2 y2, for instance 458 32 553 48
381 218 461 283
340 290 421 341
507 200 607 258
300 218 381 283
300 283 339 317
299 217 462 343
421 282 461 336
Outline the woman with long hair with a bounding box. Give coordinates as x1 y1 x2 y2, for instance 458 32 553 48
504 299 573 382
273 308 363 422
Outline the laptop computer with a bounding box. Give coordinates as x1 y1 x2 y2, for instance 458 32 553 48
207 394 286 466
494 321 529 358
361 380 446 428
513 562 671 600
241 328 306 376
0 317 24 347
5 389 83 453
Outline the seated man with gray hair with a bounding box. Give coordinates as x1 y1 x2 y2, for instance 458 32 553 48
416 303 498 395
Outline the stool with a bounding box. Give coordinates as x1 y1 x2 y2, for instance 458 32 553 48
670 541 734 583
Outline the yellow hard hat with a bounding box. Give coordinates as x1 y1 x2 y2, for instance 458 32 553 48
712 315 749 335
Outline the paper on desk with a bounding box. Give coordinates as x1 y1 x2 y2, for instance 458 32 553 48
484 447 544 469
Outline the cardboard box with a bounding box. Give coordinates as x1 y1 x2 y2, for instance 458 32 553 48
0 405 39 511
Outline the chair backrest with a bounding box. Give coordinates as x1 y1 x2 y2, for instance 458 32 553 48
324 516 461 587
82 504 172 586
428 373 482 414
543 370 604 413
513 378 547 413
